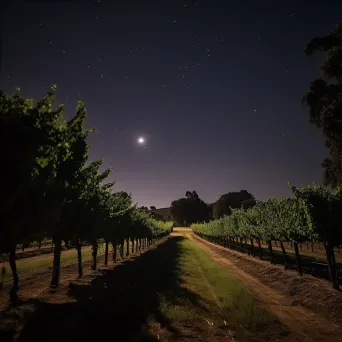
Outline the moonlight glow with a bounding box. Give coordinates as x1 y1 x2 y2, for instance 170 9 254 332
138 137 145 144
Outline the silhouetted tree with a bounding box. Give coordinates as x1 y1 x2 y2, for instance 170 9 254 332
185 190 200 201
212 190 255 219
170 191 210 226
302 22 342 187
150 206 156 210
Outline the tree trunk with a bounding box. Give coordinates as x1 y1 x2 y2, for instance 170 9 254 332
131 238 135 253
126 238 130 256
38 241 42 250
268 241 273 263
50 239 61 287
112 240 117 262
104 240 109 266
136 238 139 252
250 239 255 257
91 241 98 270
120 239 124 258
76 241 83 277
294 242 303 276
9 248 19 304
280 241 287 269
257 238 263 259
311 242 314 252
324 241 339 290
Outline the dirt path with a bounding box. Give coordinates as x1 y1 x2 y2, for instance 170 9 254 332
188 233 342 341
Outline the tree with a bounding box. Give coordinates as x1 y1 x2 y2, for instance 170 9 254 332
170 191 210 226
212 190 255 219
302 22 342 187
290 183 342 289
150 206 156 210
44 100 90 287
0 85 174 302
0 85 84 300
185 191 200 201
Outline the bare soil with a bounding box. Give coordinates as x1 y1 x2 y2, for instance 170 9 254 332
189 233 342 341
1 237 240 342
2 233 341 341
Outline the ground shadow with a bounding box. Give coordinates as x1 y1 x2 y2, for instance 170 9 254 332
205 237 342 282
15 236 205 342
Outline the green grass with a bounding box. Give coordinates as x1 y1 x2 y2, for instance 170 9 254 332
159 237 275 331
1 244 107 282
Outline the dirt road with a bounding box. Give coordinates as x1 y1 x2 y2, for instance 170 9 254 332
188 233 342 342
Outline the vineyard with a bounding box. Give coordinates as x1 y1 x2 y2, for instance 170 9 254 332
0 87 173 303
192 183 342 290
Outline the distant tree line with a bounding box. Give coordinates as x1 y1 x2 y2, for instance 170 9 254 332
169 189 255 226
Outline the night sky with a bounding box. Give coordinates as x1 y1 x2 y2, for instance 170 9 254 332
1 1 341 208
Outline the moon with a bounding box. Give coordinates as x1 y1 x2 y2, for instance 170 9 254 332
137 137 145 145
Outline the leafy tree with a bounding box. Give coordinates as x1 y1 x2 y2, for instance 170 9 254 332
212 190 255 219
0 85 174 301
170 191 210 226
150 206 156 210
185 190 200 201
302 22 342 187
44 100 90 287
0 85 83 299
290 183 342 289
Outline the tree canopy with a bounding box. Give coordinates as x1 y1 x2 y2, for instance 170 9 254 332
0 86 173 302
170 191 211 226
302 22 342 187
212 190 255 219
